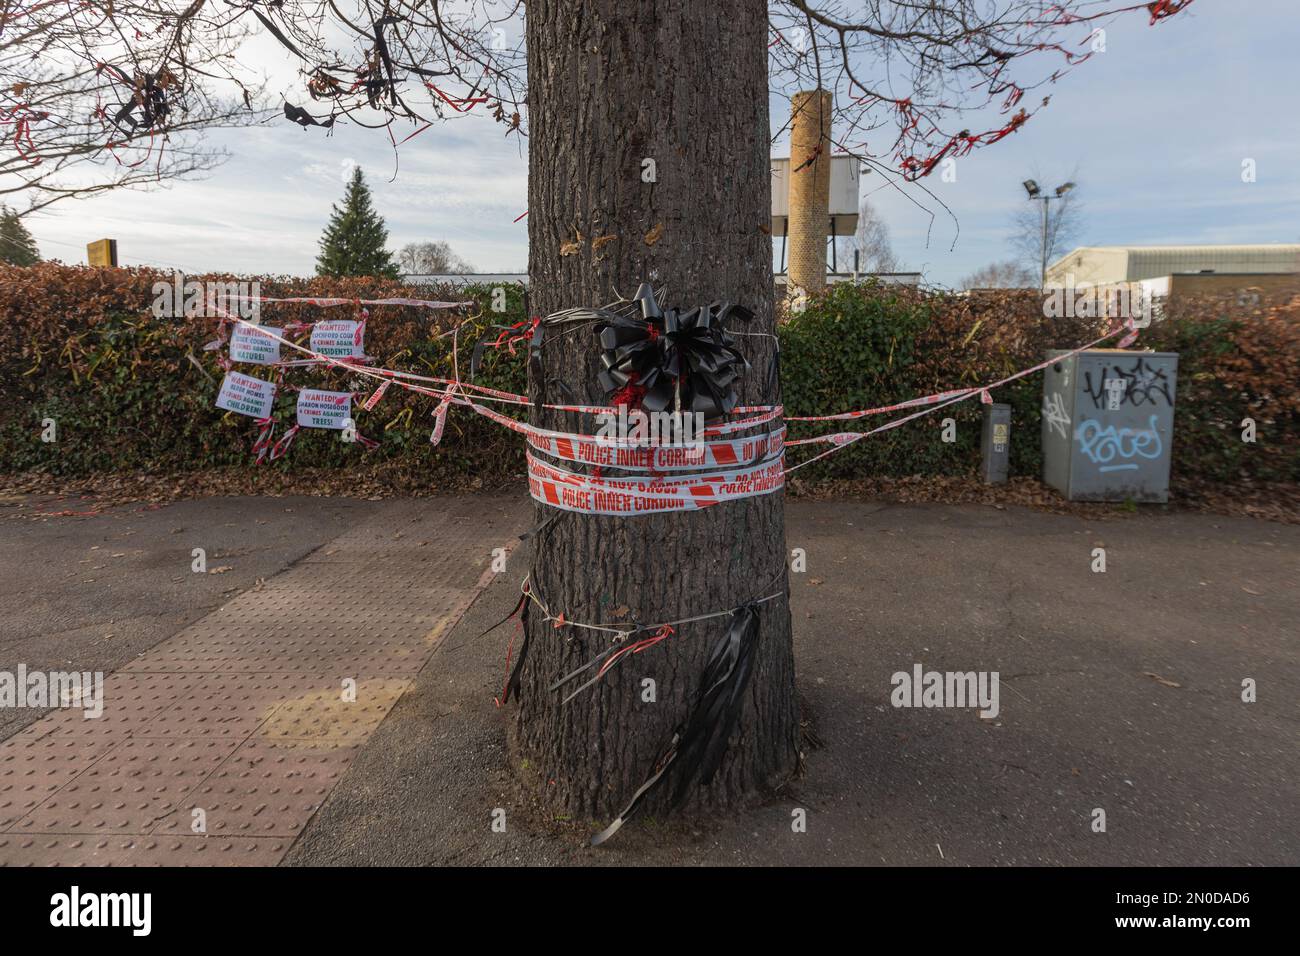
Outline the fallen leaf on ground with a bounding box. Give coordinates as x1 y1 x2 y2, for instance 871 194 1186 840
1142 672 1181 688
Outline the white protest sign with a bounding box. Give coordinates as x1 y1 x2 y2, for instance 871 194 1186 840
216 371 277 419
310 320 365 359
229 324 283 365
296 389 353 429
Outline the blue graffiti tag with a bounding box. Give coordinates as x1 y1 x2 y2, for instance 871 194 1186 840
1074 415 1163 472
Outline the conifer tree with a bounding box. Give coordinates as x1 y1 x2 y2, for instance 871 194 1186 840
0 206 41 266
315 167 399 278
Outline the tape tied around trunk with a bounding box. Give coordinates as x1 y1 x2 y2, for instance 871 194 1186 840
526 450 785 516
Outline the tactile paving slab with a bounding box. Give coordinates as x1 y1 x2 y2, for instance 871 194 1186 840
12 738 235 834
0 834 289 867
151 739 362 838
0 736 117 830
0 501 522 865
4 673 194 741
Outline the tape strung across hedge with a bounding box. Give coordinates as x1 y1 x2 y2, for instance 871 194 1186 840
227 294 468 309
209 298 1139 500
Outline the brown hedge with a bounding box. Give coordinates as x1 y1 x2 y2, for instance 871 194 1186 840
2 263 1296 491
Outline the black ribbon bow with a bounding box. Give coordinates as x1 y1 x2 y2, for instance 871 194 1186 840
594 284 753 421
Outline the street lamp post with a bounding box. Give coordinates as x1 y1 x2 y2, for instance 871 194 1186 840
1023 179 1075 287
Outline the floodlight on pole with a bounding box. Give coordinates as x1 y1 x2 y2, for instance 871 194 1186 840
1023 179 1075 287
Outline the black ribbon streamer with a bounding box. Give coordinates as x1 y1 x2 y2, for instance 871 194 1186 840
251 8 310 62
591 603 761 846
444 588 524 654
97 65 170 135
529 323 545 410
765 343 781 403
594 284 753 421
284 102 335 128
443 584 531 705
469 340 486 381
502 594 531 705
371 17 401 109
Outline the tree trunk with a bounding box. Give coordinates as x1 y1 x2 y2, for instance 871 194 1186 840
519 0 798 823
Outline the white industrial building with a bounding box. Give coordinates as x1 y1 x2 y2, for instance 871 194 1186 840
1046 244 1300 286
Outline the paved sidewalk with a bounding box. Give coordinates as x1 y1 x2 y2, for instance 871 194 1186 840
0 496 527 865
2 495 1296 866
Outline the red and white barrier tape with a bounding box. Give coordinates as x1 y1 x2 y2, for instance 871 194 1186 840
527 451 785 516
467 396 780 452
227 295 468 310
784 387 977 422
782 319 1137 470
526 426 785 472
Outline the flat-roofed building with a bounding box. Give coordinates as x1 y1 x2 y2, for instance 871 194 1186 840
1046 244 1300 286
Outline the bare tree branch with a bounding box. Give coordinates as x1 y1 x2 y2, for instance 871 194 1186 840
0 0 1191 217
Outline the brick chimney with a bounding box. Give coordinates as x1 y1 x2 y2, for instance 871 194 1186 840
787 89 832 304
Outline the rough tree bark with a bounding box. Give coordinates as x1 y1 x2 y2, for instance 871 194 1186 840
518 0 799 823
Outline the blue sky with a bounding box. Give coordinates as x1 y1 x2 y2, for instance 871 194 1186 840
26 1 1299 287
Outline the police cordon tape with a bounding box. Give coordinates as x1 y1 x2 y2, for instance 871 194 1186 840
528 425 785 472
207 302 1140 509
527 450 787 515
464 395 785 468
